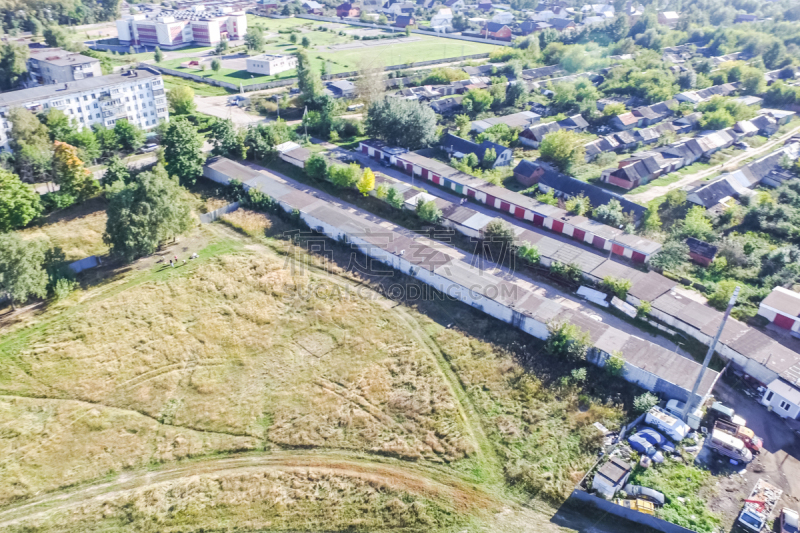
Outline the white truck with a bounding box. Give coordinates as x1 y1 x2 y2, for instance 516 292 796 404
645 406 691 441
665 398 703 430
738 479 783 532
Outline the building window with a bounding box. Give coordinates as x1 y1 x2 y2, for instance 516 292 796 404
94 103 98 109
780 400 791 411
92 94 96 99
83 96 88 101
96 113 100 118
77 107 82 112
126 97 130 102
766 391 774 402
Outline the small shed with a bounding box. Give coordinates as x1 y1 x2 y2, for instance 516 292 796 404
686 237 717 267
280 147 312 168
592 457 632 499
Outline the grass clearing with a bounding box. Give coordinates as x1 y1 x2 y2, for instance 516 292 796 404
16 197 109 261
162 74 232 96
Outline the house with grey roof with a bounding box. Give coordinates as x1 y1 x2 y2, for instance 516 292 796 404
441 132 513 167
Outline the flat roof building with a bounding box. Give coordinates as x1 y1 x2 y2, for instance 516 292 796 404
245 54 297 76
116 6 247 50
26 48 103 87
0 68 168 151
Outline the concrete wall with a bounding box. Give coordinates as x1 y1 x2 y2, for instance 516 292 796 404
199 202 240 223
568 490 699 533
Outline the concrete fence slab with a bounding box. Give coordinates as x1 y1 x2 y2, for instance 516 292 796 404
200 202 240 224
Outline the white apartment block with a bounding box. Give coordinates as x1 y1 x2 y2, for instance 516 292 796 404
117 6 247 50
245 54 297 76
0 69 168 152
27 48 103 86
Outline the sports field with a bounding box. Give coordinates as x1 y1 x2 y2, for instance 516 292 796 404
156 17 502 86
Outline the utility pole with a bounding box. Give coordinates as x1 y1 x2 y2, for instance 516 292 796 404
682 286 739 423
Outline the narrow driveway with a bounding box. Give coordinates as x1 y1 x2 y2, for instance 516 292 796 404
626 124 800 203
194 95 269 126
239 159 692 356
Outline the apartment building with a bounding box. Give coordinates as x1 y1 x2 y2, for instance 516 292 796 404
117 5 247 50
245 54 297 76
27 48 103 86
0 69 168 151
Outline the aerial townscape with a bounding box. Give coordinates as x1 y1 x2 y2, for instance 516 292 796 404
3 0 800 531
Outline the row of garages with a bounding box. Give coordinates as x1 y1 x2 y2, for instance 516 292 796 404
358 140 662 264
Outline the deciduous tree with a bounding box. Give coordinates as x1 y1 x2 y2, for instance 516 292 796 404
0 233 48 310
355 55 386 109
357 167 375 196
209 119 247 159
104 165 193 262
0 43 29 90
154 46 163 63
365 97 437 149
539 129 585 172
113 119 145 153
244 26 265 51
0 169 42 231
162 118 205 185
52 141 99 201
166 84 197 116
102 156 132 185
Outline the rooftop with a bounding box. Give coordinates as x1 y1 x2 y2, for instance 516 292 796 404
762 287 800 317
0 69 161 108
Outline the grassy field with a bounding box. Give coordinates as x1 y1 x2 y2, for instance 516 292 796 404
0 199 633 531
156 17 501 86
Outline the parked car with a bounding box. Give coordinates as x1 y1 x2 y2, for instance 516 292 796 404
347 103 364 111
714 419 763 454
628 433 664 463
781 508 799 533
709 401 747 426
139 143 158 154
624 484 665 506
665 399 703 430
614 498 655 515
707 429 754 463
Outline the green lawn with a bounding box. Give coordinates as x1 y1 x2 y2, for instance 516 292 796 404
156 17 502 87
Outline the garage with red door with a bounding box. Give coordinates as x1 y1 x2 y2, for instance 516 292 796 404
514 208 525 219
362 145 368 154
500 201 510 212
774 313 797 329
592 236 605 249
611 244 625 256
631 251 646 263
573 229 585 242
533 214 544 226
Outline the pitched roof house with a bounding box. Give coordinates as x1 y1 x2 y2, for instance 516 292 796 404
519 121 561 147
549 17 576 31
429 96 463 114
395 14 416 27
441 133 513 167
686 237 718 267
471 110 540 132
336 2 361 16
482 22 512 40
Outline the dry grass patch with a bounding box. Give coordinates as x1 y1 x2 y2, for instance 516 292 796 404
4 468 469 533
0 396 257 505
220 208 273 237
0 248 475 502
17 197 108 261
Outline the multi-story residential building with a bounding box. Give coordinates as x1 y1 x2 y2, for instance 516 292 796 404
116 5 247 50
0 68 168 152
245 54 297 75
26 48 103 86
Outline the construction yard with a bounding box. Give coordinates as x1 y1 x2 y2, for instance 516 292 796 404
0 188 651 532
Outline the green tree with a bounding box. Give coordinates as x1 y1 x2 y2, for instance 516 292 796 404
605 351 625 376
682 205 714 240
66 127 101 163
162 118 205 186
699 108 735 130
0 233 48 310
545 322 591 362
484 219 514 256
93 124 121 157
295 48 323 102
602 102 627 117
565 194 591 216
43 25 69 48
378 14 388 25
357 167 375 196
708 280 740 311
44 109 76 142
0 169 42 231
104 165 193 262
601 275 632 299
740 67 766 96
650 240 689 271
214 38 229 55
0 43 29 91
416 197 442 223
244 120 295 160
327 163 361 188
633 392 659 413
166 84 196 116
642 206 662 233
211 58 221 72
102 156 132 185
462 88 493 115
154 46 163 63
8 107 49 151
539 129 585 172
592 198 627 227
305 153 327 179
454 114 471 137
113 119 145 153
301 36 310 48
209 119 246 159
52 141 99 201
15 143 53 184
505 82 527 107
365 97 437 149
244 27 265 51
289 33 297 44
386 187 403 208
